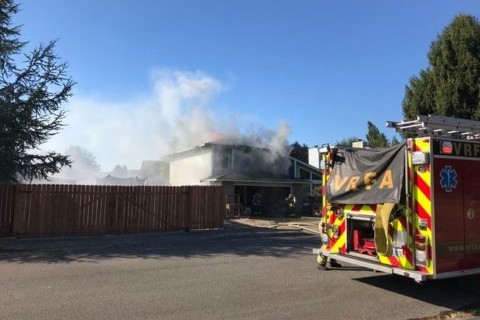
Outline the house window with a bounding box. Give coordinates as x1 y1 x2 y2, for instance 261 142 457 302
218 148 231 169
299 168 311 180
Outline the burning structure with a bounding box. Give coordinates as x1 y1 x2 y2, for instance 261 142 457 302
164 140 321 216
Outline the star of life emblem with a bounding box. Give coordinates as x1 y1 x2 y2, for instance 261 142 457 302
439 165 457 192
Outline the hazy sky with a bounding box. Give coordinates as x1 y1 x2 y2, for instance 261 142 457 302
15 1 480 170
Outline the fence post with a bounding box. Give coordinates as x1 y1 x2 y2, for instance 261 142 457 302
7 185 15 236
11 184 30 237
0 185 16 236
185 186 192 231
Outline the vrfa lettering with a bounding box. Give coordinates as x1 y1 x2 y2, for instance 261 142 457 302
333 169 394 192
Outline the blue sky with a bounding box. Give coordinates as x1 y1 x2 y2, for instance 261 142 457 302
15 1 480 170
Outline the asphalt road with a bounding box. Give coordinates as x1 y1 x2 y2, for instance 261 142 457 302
0 221 479 320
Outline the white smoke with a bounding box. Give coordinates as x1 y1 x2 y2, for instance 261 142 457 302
55 146 101 184
266 122 292 174
42 69 291 173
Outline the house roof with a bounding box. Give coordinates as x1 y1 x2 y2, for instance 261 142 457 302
162 145 209 161
201 171 310 185
163 141 321 172
291 155 322 173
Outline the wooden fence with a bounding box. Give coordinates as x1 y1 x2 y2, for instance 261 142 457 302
0 184 225 238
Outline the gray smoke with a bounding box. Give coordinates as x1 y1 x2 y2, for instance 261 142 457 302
217 122 292 176
42 69 292 179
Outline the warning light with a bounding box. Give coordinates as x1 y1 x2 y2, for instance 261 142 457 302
415 234 426 243
441 141 453 154
415 234 428 266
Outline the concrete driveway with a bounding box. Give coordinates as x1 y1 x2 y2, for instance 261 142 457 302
228 216 321 234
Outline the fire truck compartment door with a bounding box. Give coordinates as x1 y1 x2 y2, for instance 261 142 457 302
433 158 480 273
463 163 480 266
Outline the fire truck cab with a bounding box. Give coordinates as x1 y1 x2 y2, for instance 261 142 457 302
316 115 480 282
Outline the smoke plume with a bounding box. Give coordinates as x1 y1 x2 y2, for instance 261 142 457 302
42 69 292 174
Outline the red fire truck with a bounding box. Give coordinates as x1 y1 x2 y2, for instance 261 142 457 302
316 115 480 282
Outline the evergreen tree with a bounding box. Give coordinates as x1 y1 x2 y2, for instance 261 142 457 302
336 136 362 147
390 135 401 146
0 1 74 183
111 164 129 177
64 146 100 173
366 121 389 148
403 14 480 120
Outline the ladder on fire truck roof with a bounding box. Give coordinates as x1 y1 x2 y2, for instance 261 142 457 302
386 115 480 140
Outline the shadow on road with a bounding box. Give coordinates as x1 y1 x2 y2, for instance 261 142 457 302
0 222 319 264
354 273 480 316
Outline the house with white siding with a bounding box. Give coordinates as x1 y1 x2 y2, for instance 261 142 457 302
164 141 321 216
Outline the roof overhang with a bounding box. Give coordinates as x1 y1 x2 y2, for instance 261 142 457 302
201 176 311 185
